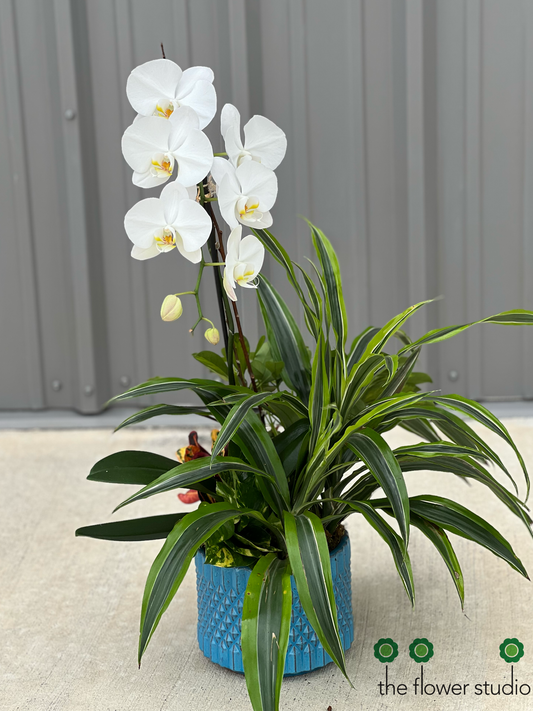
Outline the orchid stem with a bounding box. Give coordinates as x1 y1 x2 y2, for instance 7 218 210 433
205 203 259 394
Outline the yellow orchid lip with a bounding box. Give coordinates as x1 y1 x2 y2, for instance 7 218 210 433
151 156 173 176
154 101 175 119
239 201 260 217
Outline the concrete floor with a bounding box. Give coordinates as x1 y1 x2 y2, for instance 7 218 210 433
2 421 533 710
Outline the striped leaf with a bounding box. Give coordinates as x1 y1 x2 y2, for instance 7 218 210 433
407 496 528 578
347 429 410 546
211 393 282 460
88 450 178 485
410 514 464 608
380 349 421 399
284 512 349 678
340 354 384 417
396 455 531 531
352 391 433 430
435 395 530 498
138 503 245 662
114 456 275 512
110 377 249 403
347 327 381 372
114 404 214 432
308 336 329 456
242 554 292 711
400 309 533 352
257 276 311 401
360 300 433 360
346 501 415 605
310 223 348 351
201 393 291 516
75 513 185 541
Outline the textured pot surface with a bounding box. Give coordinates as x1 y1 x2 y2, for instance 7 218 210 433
195 532 354 676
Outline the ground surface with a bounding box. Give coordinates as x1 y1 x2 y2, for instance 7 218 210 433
2 421 533 711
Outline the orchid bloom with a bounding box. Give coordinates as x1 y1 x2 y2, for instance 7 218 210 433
223 225 265 301
221 103 287 170
124 182 211 263
126 59 216 130
121 107 213 188
211 158 277 229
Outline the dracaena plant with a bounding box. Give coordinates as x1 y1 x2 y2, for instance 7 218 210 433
77 55 533 711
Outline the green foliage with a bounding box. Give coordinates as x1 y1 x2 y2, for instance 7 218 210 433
82 220 533 711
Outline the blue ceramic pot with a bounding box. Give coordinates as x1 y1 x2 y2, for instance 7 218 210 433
195 532 353 676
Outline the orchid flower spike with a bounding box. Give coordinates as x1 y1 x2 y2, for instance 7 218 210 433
211 158 277 229
221 103 287 170
121 107 213 188
126 59 217 130
124 182 211 263
223 225 265 302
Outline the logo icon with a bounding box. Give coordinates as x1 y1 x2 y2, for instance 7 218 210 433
499 638 524 663
374 638 399 663
409 638 434 663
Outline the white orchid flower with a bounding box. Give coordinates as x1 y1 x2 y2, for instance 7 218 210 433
124 182 211 263
211 158 277 229
221 103 287 170
121 107 213 188
223 225 265 301
126 59 217 129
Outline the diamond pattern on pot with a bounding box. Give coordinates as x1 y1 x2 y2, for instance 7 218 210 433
195 533 354 676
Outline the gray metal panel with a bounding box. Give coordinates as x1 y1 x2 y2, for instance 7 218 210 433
1 0 532 411
0 1 44 409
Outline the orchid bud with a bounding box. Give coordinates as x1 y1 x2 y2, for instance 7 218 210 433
160 294 183 321
204 327 220 345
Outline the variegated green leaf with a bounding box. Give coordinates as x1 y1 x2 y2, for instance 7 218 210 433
309 223 348 351
139 503 244 662
284 511 349 679
242 554 292 711
410 514 464 608
257 276 311 401
114 404 214 432
347 429 410 546
346 501 415 605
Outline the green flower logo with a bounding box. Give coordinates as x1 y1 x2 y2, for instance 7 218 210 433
499 638 524 663
374 638 399 663
409 638 434 663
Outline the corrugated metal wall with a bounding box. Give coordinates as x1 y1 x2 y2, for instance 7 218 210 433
1 0 532 413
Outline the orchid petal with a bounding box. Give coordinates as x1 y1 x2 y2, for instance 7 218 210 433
224 124 247 167
167 107 200 148
122 116 171 172
221 103 241 139
159 182 190 225
211 157 239 193
175 199 212 252
131 243 161 261
217 175 241 229
174 233 202 264
132 170 171 189
236 162 278 211
240 210 273 229
173 130 213 187
238 234 265 273
178 66 214 95
244 115 287 170
126 59 183 116
124 198 165 248
226 225 242 257
176 80 217 130
223 267 237 301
